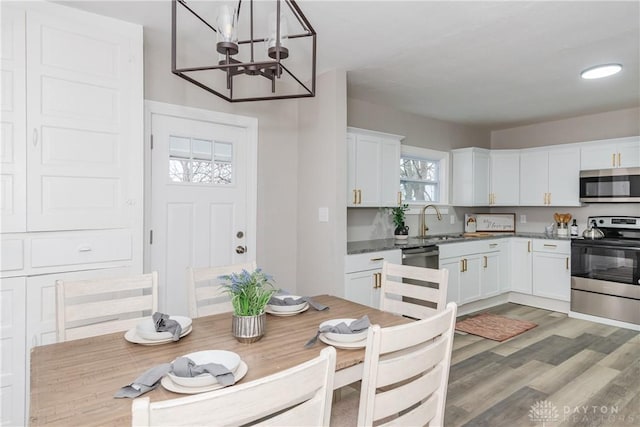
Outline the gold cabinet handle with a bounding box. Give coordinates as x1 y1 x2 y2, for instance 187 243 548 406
353 189 358 204
617 152 621 167
358 189 362 204
397 192 402 205
460 259 465 272
483 255 488 268
370 257 384 261
612 153 616 167
547 193 551 205
372 272 379 289
489 243 498 248
566 257 569 270
528 241 532 252
543 244 557 248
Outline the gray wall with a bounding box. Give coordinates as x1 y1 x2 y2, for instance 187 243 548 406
348 98 491 150
491 107 640 149
297 70 348 296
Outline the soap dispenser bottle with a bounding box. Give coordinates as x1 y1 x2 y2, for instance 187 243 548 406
570 219 579 238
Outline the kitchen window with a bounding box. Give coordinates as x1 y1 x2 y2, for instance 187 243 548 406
400 145 449 204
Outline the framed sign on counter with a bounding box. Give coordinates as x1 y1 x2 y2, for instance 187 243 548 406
465 213 516 233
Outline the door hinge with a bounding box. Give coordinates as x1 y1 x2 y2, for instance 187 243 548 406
150 134 154 150
149 230 153 244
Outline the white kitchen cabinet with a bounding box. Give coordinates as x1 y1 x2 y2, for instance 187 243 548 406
439 239 506 305
451 147 490 206
510 238 533 294
0 2 143 424
0 277 26 427
489 150 520 206
439 257 461 304
519 145 581 206
344 249 402 308
580 136 640 170
347 127 403 207
532 240 571 301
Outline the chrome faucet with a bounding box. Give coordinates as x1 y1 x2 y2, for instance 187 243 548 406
419 204 442 237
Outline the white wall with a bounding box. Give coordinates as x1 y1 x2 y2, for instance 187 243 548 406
143 21 300 290
297 70 348 297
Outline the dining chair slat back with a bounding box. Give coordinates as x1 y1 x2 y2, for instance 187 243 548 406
186 261 257 318
379 261 449 319
331 302 457 427
56 272 158 342
131 346 337 427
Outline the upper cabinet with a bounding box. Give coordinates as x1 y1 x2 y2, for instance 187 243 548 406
489 150 520 206
451 147 489 206
1 3 143 232
347 127 403 207
580 136 640 170
520 145 581 206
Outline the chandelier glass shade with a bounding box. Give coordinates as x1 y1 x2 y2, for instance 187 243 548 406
172 0 316 102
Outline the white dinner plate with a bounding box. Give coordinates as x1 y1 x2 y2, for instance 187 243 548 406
167 350 242 387
162 361 248 394
267 295 307 312
319 318 368 343
318 334 366 350
265 303 309 317
124 325 192 346
135 316 193 341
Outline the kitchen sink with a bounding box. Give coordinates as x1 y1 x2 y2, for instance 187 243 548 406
413 234 465 242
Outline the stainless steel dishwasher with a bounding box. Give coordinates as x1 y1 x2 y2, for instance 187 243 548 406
402 245 439 269
401 245 440 310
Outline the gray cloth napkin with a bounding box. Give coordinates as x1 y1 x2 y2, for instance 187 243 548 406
114 363 172 398
269 295 329 311
171 357 235 386
153 311 182 341
304 315 370 348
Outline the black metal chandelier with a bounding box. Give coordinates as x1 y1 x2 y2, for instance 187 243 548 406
172 0 316 102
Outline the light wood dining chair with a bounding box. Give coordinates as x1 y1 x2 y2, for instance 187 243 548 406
379 261 449 319
186 261 257 318
132 346 337 427
56 272 158 342
331 302 458 427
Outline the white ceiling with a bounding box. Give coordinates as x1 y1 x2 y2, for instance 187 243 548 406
60 0 640 129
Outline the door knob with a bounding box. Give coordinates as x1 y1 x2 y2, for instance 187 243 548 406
235 245 247 254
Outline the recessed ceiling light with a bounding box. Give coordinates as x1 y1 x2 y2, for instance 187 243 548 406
580 64 622 79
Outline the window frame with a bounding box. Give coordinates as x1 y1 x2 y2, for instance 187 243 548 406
400 145 450 207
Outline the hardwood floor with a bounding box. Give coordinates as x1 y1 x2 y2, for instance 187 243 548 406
445 303 640 427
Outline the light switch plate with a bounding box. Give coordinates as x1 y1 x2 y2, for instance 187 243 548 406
520 214 527 223
318 207 329 222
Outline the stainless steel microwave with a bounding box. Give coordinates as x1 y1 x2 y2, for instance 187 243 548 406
579 167 640 202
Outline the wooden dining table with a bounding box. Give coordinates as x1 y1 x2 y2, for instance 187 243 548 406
29 295 412 426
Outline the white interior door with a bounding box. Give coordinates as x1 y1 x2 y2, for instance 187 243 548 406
149 108 256 316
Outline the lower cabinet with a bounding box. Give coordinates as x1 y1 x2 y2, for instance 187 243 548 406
532 240 571 301
510 238 570 302
0 277 27 427
510 238 533 294
344 250 402 309
439 239 507 305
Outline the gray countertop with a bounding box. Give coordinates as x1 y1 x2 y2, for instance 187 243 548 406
347 232 573 255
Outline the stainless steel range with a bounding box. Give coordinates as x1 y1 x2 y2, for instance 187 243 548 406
571 216 640 325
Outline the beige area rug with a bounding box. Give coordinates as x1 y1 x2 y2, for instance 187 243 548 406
455 313 537 342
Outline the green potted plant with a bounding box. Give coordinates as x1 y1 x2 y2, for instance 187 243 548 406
221 268 277 343
389 204 410 239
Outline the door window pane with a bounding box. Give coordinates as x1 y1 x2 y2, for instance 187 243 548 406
168 136 232 184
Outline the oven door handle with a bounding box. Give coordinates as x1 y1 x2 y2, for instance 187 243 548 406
572 243 640 252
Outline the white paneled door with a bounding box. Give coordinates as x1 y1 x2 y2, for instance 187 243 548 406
149 105 257 316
